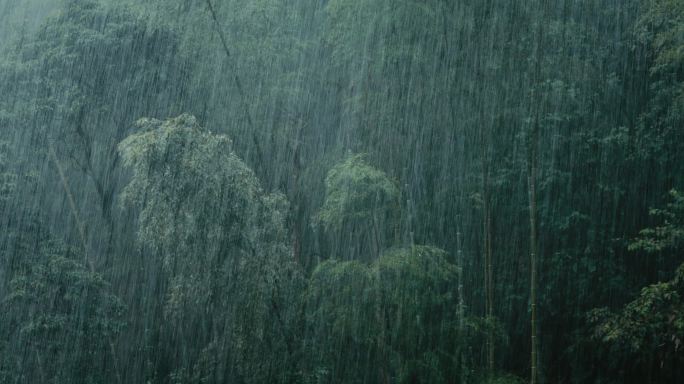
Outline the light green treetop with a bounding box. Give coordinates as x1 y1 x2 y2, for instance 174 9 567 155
118 114 301 384
119 114 266 268
315 154 399 232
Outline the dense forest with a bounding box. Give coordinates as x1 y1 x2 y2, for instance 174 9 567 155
0 0 682 383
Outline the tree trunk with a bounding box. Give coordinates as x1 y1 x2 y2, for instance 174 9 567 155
291 137 302 265
528 137 538 384
481 116 494 377
529 8 545 383
457 225 467 383
486 205 494 374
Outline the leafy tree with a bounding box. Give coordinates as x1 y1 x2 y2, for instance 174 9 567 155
0 0 190 234
315 154 400 261
634 0 684 179
119 114 302 384
590 190 684 382
317 154 399 229
589 266 684 382
629 190 684 253
304 259 377 384
1 237 125 384
304 245 460 384
2 0 684 383
378 246 459 384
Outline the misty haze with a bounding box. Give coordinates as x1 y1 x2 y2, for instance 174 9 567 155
0 1 682 383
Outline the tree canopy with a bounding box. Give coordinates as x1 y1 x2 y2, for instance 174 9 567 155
0 0 683 383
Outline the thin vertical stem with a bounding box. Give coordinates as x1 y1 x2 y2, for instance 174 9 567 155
49 142 92 271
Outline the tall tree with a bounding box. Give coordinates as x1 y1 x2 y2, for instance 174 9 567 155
528 4 545 383
118 114 302 383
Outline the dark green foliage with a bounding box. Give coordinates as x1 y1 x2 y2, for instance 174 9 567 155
629 190 684 252
378 246 459 384
635 0 684 168
304 259 377 383
304 245 460 383
0 0 190 236
590 190 684 382
0 0 683 383
1 237 125 384
589 265 684 380
478 374 526 384
0 141 16 204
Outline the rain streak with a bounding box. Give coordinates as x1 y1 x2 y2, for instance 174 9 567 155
0 1 682 383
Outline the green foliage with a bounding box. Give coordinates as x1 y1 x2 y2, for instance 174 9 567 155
119 114 262 267
590 192 684 381
462 315 509 354
1 237 125 384
589 263 684 373
324 0 451 92
304 245 460 383
119 114 302 384
637 0 684 78
307 259 377 341
629 190 684 252
590 263 684 348
2 0 683 382
634 0 684 165
378 246 457 343
304 259 377 383
316 154 399 232
0 141 16 203
478 373 526 384
0 0 189 234
378 246 460 384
